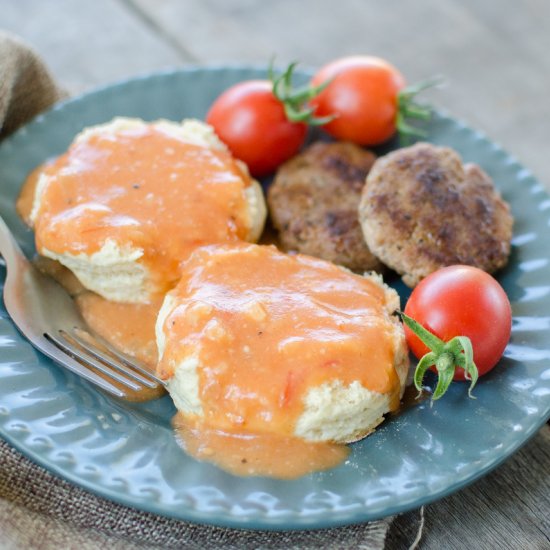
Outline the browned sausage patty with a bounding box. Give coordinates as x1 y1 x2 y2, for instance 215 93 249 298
267 141 382 272
359 142 513 287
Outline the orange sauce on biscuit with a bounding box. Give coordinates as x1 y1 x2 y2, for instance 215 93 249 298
159 244 402 475
27 124 253 295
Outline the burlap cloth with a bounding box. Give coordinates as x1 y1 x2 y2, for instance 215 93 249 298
0 31 422 549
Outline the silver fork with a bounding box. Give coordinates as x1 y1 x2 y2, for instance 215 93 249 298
0 214 165 398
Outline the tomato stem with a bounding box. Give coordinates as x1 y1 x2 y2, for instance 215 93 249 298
396 310 478 401
396 76 445 140
269 61 336 126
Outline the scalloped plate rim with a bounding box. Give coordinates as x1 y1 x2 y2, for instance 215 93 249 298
0 66 549 531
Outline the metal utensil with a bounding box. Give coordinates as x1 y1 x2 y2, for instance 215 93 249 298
0 215 164 398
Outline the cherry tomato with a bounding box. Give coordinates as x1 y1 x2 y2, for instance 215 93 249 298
206 80 307 177
404 265 512 380
310 56 406 145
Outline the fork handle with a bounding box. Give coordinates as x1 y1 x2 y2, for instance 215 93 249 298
0 213 27 272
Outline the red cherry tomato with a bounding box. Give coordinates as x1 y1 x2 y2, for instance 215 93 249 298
206 80 307 177
310 56 406 145
404 265 512 380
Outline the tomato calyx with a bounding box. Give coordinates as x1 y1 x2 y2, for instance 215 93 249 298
397 310 479 401
396 76 444 139
269 61 336 126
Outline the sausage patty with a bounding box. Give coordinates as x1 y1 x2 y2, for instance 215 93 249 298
359 142 513 287
267 141 382 272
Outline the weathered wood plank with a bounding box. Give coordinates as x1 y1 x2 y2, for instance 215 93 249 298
128 0 550 186
0 0 185 93
420 425 550 550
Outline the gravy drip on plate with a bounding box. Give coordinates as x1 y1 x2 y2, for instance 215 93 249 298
75 293 165 401
16 162 50 226
173 413 350 479
26 124 253 294
75 292 161 369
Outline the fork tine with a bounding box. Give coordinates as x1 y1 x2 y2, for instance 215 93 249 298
0 213 163 398
38 335 127 397
99 344 166 386
71 327 165 386
68 329 161 389
45 331 143 392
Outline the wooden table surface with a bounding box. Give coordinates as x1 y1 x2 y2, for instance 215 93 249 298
2 1 550 548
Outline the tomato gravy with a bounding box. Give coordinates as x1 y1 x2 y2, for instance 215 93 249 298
75 292 161 369
158 244 402 446
24 122 253 295
173 413 350 479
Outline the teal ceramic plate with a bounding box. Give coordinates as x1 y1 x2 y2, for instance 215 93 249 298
0 67 549 530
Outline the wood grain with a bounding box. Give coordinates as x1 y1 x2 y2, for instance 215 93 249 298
420 425 550 549
0 0 184 91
